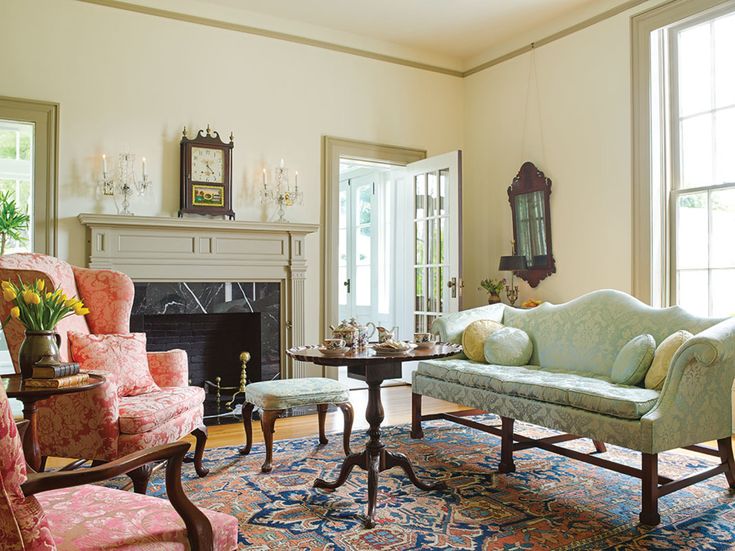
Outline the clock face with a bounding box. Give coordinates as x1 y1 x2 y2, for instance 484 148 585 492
191 147 224 183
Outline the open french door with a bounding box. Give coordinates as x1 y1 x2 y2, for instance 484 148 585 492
399 150 462 382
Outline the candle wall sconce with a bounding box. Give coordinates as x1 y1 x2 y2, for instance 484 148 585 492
99 152 152 215
260 158 303 223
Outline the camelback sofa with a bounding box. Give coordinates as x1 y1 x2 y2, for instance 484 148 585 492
411 289 735 525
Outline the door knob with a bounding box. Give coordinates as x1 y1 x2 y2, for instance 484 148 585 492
447 277 457 298
343 278 351 293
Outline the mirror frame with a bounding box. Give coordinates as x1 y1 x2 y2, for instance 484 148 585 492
507 161 556 287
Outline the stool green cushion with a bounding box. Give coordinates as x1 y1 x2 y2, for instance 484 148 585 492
245 378 350 410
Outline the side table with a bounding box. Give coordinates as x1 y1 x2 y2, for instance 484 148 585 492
2 373 105 471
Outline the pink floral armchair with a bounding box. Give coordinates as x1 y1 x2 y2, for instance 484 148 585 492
0 382 238 550
0 253 209 493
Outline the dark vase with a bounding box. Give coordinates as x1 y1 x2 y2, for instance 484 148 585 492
487 294 502 305
18 330 61 379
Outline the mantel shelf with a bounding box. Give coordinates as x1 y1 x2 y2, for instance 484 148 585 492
78 213 319 235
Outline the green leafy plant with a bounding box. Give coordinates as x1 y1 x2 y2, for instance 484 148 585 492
0 190 30 255
479 277 506 296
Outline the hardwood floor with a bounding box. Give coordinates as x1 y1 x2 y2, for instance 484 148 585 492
46 385 462 468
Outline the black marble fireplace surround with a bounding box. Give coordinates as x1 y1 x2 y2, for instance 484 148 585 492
131 282 281 421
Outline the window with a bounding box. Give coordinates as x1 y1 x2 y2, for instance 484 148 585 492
0 120 34 253
642 1 735 316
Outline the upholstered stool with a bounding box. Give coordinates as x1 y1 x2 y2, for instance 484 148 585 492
240 378 354 472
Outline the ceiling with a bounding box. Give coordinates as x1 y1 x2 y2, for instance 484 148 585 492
195 0 618 61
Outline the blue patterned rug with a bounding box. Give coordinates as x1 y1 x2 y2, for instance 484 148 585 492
133 415 735 549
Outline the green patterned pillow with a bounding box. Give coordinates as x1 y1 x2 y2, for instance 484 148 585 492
610 334 656 386
484 326 533 366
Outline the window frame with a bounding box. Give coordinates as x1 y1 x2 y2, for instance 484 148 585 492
631 0 735 307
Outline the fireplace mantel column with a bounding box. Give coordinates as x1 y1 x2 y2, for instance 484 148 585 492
288 232 309 378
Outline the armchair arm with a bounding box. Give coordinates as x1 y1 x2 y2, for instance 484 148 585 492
642 317 735 452
15 419 30 444
148 349 189 388
22 442 214 550
431 303 505 344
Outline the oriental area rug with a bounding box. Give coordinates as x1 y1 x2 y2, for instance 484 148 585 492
127 416 735 550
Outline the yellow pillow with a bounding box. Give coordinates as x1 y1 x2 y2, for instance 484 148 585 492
644 330 693 390
462 320 504 362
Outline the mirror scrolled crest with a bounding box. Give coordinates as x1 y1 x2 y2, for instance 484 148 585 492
507 161 556 288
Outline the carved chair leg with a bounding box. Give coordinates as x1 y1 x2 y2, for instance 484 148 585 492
129 463 154 494
640 452 661 525
337 402 354 455
717 437 735 489
498 416 516 474
592 440 607 454
260 409 283 473
240 403 255 456
317 404 329 445
411 392 424 439
191 425 209 477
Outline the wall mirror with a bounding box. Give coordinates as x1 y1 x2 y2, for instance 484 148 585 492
507 161 556 287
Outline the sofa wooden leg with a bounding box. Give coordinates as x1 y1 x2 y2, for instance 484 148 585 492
260 409 282 473
499 416 516 474
239 403 255 456
411 392 424 439
640 452 660 525
191 425 209 477
129 463 153 494
317 404 329 445
337 402 354 455
717 437 735 489
592 440 607 454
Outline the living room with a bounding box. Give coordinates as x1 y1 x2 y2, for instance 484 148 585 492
2 0 735 548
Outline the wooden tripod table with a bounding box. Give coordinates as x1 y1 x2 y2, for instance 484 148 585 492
287 343 462 528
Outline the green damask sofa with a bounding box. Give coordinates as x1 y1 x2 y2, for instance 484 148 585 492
411 289 735 525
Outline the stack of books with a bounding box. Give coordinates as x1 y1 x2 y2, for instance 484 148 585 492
25 362 89 388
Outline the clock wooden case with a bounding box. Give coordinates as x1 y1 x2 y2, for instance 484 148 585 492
179 126 235 219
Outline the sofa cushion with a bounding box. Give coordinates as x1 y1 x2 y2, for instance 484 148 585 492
462 320 503 362
610 334 656 386
417 360 660 420
484 326 532 366
118 386 206 435
38 484 238 550
645 330 693 390
69 332 160 397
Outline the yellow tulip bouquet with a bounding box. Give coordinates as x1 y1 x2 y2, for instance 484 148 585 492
2 278 89 331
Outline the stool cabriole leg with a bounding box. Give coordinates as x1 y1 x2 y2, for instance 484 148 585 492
260 409 283 473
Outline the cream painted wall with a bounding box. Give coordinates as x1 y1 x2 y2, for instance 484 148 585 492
0 0 463 359
462 3 660 307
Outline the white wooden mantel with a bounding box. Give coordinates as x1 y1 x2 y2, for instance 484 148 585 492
78 213 319 379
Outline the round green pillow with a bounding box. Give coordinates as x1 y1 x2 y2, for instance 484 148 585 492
610 334 656 386
483 326 532 366
462 320 504 362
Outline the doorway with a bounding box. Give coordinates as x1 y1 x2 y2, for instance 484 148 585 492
323 138 463 388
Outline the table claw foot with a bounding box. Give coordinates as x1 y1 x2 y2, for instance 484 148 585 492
384 450 446 491
365 452 381 529
314 452 364 491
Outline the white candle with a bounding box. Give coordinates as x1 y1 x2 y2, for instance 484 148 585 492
102 154 107 174
295 171 298 188
142 157 147 177
280 158 284 169
262 168 267 186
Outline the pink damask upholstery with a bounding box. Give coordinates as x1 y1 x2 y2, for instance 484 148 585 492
0 384 56 550
119 387 205 435
38 485 238 550
0 253 203 466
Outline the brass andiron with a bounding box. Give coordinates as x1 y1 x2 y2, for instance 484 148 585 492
225 351 250 411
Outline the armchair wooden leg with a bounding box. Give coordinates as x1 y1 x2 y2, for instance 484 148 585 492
717 437 735 489
191 425 209 477
592 440 607 454
317 404 329 445
498 416 516 474
337 402 353 455
239 403 255 456
640 452 661 525
411 392 424 439
260 409 283 473
129 463 153 494
38 456 47 472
